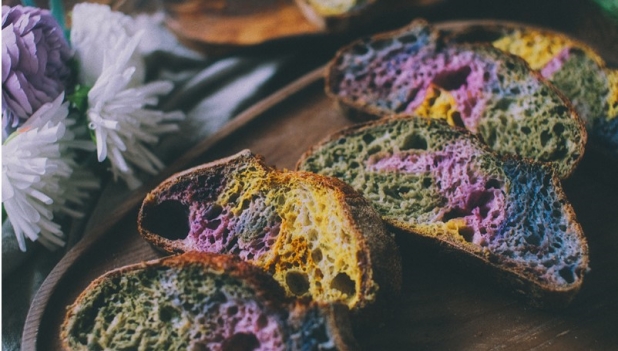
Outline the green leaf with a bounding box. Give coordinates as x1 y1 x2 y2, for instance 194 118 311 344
66 84 97 143
67 85 91 114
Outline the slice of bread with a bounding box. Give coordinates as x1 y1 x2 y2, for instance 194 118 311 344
297 116 589 308
446 23 618 160
138 150 401 312
61 252 359 351
325 19 587 178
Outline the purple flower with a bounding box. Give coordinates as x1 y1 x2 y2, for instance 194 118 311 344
2 5 72 130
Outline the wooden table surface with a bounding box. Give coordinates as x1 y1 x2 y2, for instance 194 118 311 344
21 0 618 350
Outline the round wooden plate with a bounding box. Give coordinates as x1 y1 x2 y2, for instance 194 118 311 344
22 19 618 350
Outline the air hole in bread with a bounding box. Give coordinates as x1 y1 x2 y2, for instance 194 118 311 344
550 105 569 116
362 134 375 144
142 200 190 241
227 305 239 316
367 145 382 155
553 123 565 135
351 43 370 56
442 208 468 222
370 38 394 51
286 271 310 296
458 226 475 242
450 111 465 128
495 98 513 111
401 133 427 150
221 332 260 351
540 130 552 147
525 233 542 246
432 66 472 91
331 273 356 297
383 185 403 200
311 248 323 263
256 314 268 329
398 33 418 44
159 305 178 322
559 266 576 284
485 179 501 189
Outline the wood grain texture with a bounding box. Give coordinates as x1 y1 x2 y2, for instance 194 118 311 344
22 19 618 350
163 0 320 47
161 0 446 53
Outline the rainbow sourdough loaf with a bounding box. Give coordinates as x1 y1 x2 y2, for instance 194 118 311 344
446 23 618 160
325 19 586 178
297 116 589 307
62 253 358 350
138 150 401 312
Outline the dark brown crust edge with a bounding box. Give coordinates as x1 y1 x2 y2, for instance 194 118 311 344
323 19 588 179
137 149 402 315
296 116 589 309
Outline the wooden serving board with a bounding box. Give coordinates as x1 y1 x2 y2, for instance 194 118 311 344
23 26 618 350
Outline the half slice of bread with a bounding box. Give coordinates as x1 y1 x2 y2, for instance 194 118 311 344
297 116 589 308
446 23 618 160
62 252 358 351
138 150 401 312
325 19 587 178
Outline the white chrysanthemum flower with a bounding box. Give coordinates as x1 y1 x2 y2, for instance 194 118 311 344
2 94 98 251
70 3 145 87
87 30 184 190
70 3 202 87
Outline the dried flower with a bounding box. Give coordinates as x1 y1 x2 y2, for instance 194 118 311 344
2 5 72 130
2 94 97 251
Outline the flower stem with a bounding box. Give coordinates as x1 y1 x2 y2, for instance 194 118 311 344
49 0 69 40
